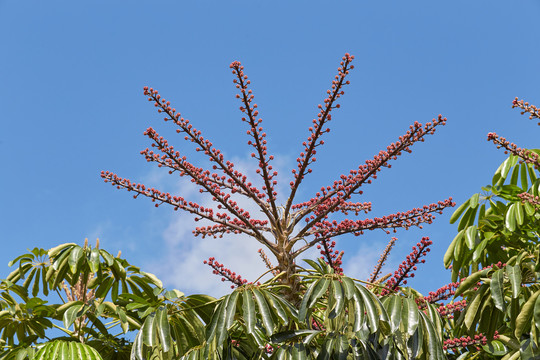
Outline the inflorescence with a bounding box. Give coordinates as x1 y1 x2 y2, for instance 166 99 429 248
101 53 454 291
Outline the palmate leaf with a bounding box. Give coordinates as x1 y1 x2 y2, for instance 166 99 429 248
0 297 54 347
130 306 175 360
32 340 103 360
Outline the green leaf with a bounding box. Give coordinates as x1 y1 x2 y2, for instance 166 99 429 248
22 267 37 290
507 265 522 299
450 199 470 224
68 246 83 274
270 329 321 343
223 290 239 331
41 265 49 297
458 206 478 231
329 280 344 319
299 279 319 321
454 268 490 298
490 269 505 312
483 340 507 356
505 203 517 231
419 311 442 360
303 259 324 273
444 230 463 268
252 288 274 335
465 285 487 330
515 289 540 338
341 277 355 300
308 278 330 309
100 250 114 266
521 163 529 190
34 340 103 360
533 294 540 335
351 291 365 332
142 272 163 288
263 290 289 325
386 296 402 333
48 243 76 258
510 163 520 185
465 225 477 250
521 338 540 359
515 202 524 226
404 297 419 336
89 248 100 274
473 238 488 262
142 312 156 347
31 268 41 297
156 307 171 353
470 193 480 208
63 303 82 329
356 285 378 333
242 290 256 334
525 201 536 216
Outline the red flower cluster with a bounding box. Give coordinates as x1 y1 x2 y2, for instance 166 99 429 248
317 239 344 274
487 132 540 170
381 237 432 295
203 257 249 289
443 334 487 350
416 281 462 306
518 192 540 208
443 332 498 351
512 97 540 125
435 299 467 319
102 54 454 292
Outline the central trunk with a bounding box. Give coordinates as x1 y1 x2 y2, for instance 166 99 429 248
275 249 301 304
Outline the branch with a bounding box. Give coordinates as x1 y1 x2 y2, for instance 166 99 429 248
292 116 448 240
142 87 276 221
230 62 281 232
293 198 454 256
487 132 540 170
512 97 540 125
140 126 271 240
101 172 276 249
284 53 355 218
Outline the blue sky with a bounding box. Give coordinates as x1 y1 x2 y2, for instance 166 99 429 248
1 1 539 297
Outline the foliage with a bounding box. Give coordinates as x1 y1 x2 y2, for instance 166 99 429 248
441 98 540 359
12 55 540 359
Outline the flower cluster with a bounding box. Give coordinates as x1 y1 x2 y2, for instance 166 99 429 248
368 237 397 283
512 97 540 125
442 333 496 351
518 192 540 208
317 239 344 274
258 248 279 276
381 237 432 295
102 54 453 295
230 61 278 209
487 132 540 170
286 54 354 212
435 299 467 319
416 281 462 307
203 257 248 289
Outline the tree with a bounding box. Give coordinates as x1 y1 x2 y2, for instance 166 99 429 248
2 53 465 359
441 98 540 359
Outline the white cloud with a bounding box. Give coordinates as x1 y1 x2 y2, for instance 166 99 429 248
342 240 397 282
146 154 299 297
